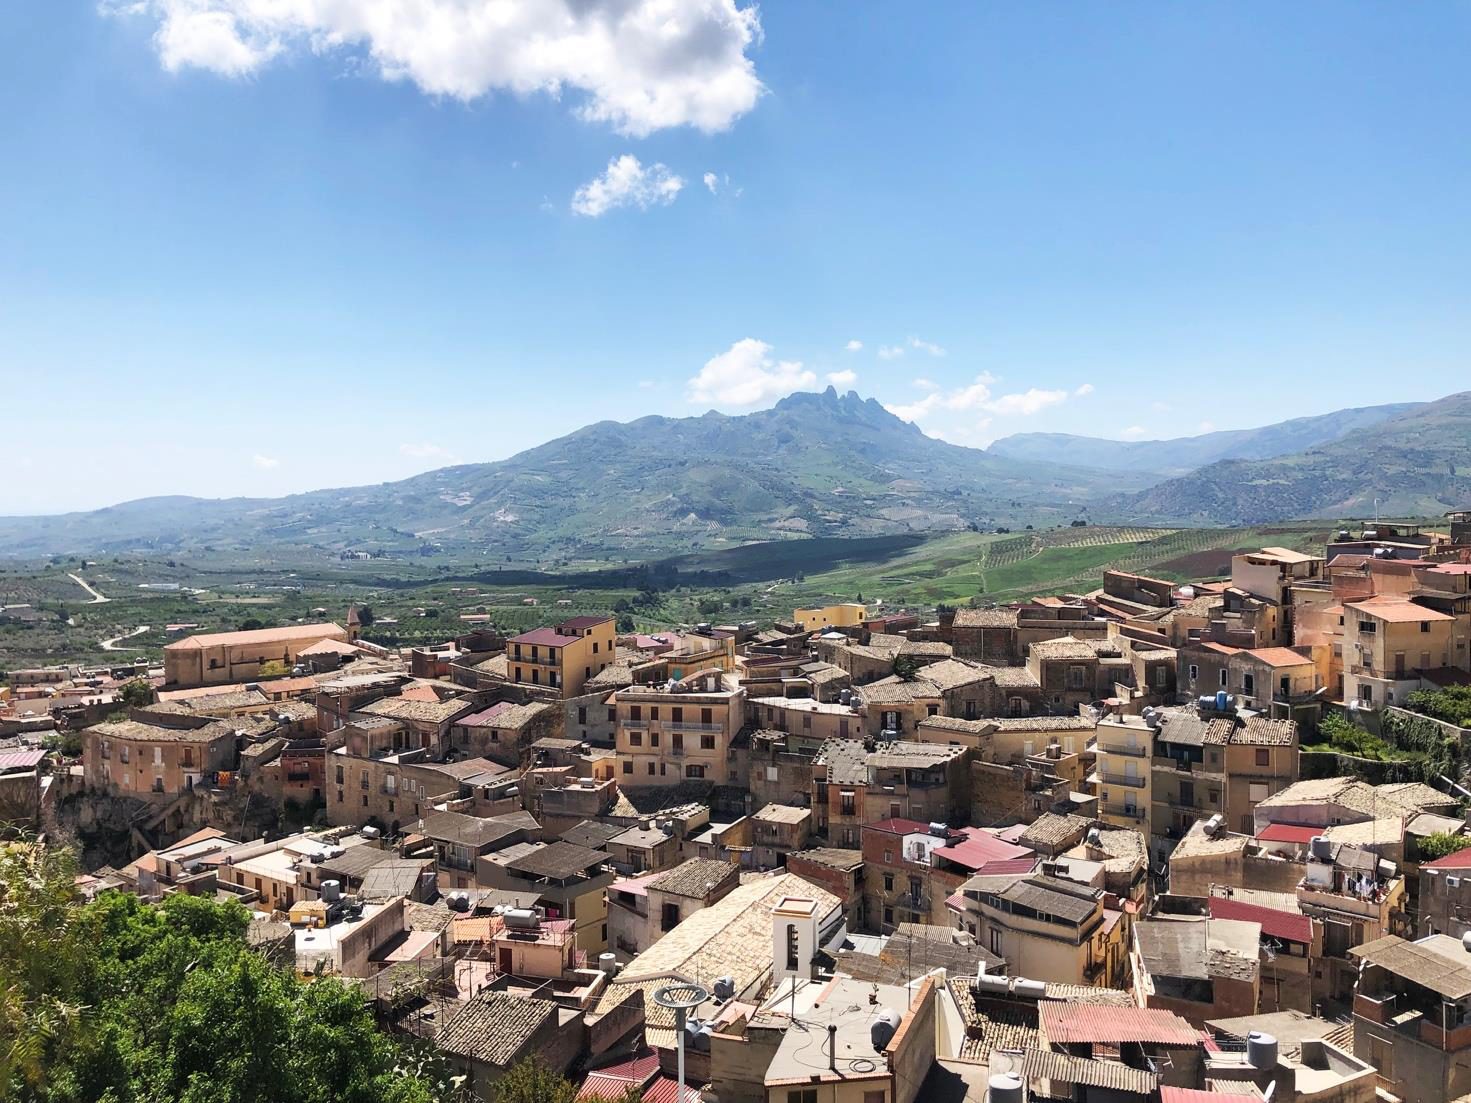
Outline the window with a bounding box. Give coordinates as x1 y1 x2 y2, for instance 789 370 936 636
629 732 642 747
1067 664 1086 690
650 707 659 721
647 762 656 775
1421 621 1431 633
651 732 660 747
686 765 705 778
701 708 713 724
1243 672 1255 695
989 928 1003 955
1358 620 1376 634
884 874 894 892
672 706 683 722
630 705 641 721
884 850 893 863
623 761 633 774
1188 664 1199 683
701 734 716 750
1255 748 1269 766
673 733 684 750
1249 782 1270 802
788 1092 817 1103
578 707 587 725
593 641 599 653
864 1092 886 1103
786 924 800 970
840 791 856 816
120 745 130 764
1219 669 1228 687
335 765 344 784
1360 683 1374 705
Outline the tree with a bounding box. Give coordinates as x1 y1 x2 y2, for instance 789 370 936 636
257 660 289 678
239 618 266 632
616 614 636 633
890 653 922 683
116 679 154 709
1417 831 1470 862
355 605 375 627
490 1058 641 1103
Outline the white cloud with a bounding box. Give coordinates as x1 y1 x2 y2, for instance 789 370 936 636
825 369 857 386
912 377 940 391
877 344 905 360
1198 420 1217 433
572 155 683 217
251 453 280 469
884 393 942 423
703 172 719 194
1075 383 1095 397
983 388 1069 417
400 442 455 462
1120 426 1149 440
637 379 657 389
1149 400 1171 412
908 335 947 357
844 339 863 352
105 0 764 138
686 338 816 406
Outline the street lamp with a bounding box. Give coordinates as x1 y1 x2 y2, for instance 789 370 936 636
653 981 709 1103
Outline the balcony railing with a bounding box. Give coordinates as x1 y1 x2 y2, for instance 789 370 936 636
1098 741 1149 758
1100 803 1146 824
1099 772 1146 789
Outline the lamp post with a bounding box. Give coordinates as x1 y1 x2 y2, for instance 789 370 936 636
653 981 709 1103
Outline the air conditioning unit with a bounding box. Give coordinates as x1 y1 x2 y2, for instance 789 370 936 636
1449 876 1462 888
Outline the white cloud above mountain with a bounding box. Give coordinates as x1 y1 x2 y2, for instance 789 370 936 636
687 338 815 406
103 0 764 137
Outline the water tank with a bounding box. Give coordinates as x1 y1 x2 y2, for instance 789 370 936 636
870 1008 900 1052
1310 835 1333 861
1012 978 1047 999
880 728 899 741
447 891 471 912
321 880 342 903
360 826 381 840
1461 931 1471 955
1198 695 1218 711
1203 814 1224 837
1248 1031 1279 1069
839 689 853 705
974 973 1011 995
929 822 949 837
1215 690 1229 711
598 952 618 975
1086 827 1102 847
504 908 540 930
713 975 736 1001
988 1073 1025 1103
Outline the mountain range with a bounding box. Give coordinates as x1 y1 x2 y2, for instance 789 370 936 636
2 388 1466 558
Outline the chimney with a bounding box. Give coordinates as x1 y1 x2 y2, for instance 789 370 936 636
828 1024 838 1072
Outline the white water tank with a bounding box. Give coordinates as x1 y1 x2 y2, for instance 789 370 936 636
321 880 341 903
598 952 618 975
871 1008 900 1052
1248 1031 1279 1069
989 1073 1024 1103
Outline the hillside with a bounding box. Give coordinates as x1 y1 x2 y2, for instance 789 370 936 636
1106 391 1471 524
987 402 1419 476
0 388 1144 558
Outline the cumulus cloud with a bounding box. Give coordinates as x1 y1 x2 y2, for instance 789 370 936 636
400 442 455 462
844 339 863 352
1075 383 1095 397
572 155 683 217
703 172 719 193
104 0 764 138
251 453 280 469
877 344 905 360
1120 426 1149 440
884 393 942 423
1198 420 1217 433
983 388 1069 416
912 377 940 391
687 338 816 406
825 369 857 386
908 335 946 357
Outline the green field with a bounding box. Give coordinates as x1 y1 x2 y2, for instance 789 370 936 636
0 519 1349 671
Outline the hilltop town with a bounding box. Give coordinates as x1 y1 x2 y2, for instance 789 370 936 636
6 513 1471 1102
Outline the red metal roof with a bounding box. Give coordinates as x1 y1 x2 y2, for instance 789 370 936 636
1257 823 1319 844
510 627 579 647
576 1049 661 1100
641 1077 701 1103
933 828 1034 871
1162 1088 1261 1103
1040 1004 1198 1046
0 749 47 771
974 857 1039 877
1423 846 1471 870
1208 897 1313 944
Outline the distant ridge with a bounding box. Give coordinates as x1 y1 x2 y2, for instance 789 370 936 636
987 402 1419 476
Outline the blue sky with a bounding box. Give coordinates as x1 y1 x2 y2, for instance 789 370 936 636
4 2 1470 514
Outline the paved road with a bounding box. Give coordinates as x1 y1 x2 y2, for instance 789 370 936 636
100 625 149 651
68 572 110 604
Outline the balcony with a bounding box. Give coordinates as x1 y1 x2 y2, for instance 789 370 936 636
1097 741 1149 758
664 720 723 733
1100 802 1146 825
1099 771 1146 789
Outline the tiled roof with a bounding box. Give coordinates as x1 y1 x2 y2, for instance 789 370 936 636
988 666 1040 688
88 717 243 744
1346 598 1454 623
1349 934 1471 999
163 623 345 650
649 858 737 899
359 695 474 724
360 859 433 902
1230 716 1297 747
1243 647 1314 668
789 847 864 872
1209 897 1313 944
752 803 811 824
436 990 558 1065
1039 1004 1198 1046
417 810 531 849
1029 636 1098 661
505 841 608 880
1018 813 1091 850
509 627 579 646
456 700 550 729
953 608 1019 628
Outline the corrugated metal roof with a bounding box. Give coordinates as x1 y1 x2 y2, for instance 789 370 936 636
1021 1048 1157 1093
0 749 47 771
1257 823 1318 844
1209 897 1313 944
1040 1004 1198 1046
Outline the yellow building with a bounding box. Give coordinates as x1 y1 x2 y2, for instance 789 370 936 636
507 616 616 699
163 622 348 688
793 603 866 633
1342 597 1455 710
612 671 744 786
1093 715 1153 832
